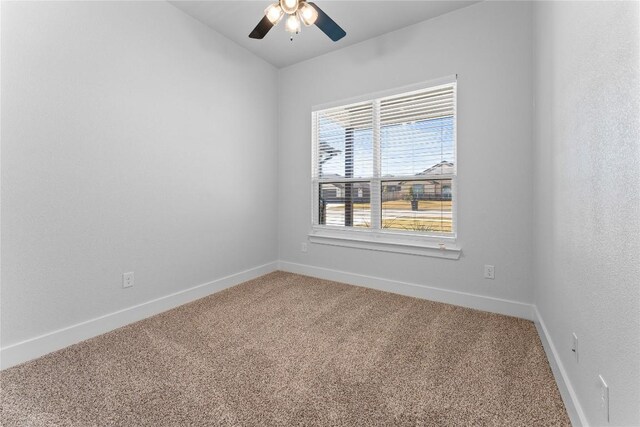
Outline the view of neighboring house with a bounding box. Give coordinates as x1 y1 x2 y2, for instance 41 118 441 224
416 160 455 176
320 183 370 201
321 161 454 203
320 174 371 202
387 161 454 202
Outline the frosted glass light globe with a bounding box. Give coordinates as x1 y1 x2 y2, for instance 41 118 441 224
265 3 284 24
299 2 318 26
284 14 301 33
280 0 299 15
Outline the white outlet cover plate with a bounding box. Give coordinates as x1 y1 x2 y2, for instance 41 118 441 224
484 265 495 279
122 272 134 288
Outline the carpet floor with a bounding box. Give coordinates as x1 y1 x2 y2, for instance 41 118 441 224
1 271 570 426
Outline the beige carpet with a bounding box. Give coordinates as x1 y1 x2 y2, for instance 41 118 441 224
1 271 570 426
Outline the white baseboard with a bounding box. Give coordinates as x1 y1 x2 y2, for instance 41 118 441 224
277 261 535 320
0 261 279 370
533 306 588 427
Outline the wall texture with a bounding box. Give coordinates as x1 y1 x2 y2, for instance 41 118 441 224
1 1 278 347
278 1 534 305
533 1 640 425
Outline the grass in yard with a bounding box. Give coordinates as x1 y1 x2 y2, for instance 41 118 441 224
352 217 452 233
382 217 452 233
382 200 452 211
325 200 453 233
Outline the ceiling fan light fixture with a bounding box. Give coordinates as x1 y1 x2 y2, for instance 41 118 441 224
299 2 318 26
284 13 301 33
265 3 284 24
248 0 345 42
280 0 299 15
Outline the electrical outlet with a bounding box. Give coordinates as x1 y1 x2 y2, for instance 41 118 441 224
599 375 609 423
122 272 134 288
301 242 308 253
571 333 579 362
484 265 495 279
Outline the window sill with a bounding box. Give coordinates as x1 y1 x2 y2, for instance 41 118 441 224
307 228 461 260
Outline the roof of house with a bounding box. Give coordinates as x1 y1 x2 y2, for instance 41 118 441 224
417 160 454 175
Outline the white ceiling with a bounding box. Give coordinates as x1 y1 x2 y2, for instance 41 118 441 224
169 1 479 68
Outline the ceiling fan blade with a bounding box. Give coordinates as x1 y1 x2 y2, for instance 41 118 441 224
249 15 274 39
308 2 346 42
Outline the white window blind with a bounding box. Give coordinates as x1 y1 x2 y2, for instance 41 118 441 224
312 81 456 238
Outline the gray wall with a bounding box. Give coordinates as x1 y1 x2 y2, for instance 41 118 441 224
532 1 640 425
278 1 534 304
1 1 279 346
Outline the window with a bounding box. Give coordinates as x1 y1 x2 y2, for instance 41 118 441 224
310 78 459 258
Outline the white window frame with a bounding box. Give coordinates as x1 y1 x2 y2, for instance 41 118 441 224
309 76 461 259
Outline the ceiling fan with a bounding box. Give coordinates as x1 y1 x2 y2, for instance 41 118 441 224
249 0 346 42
